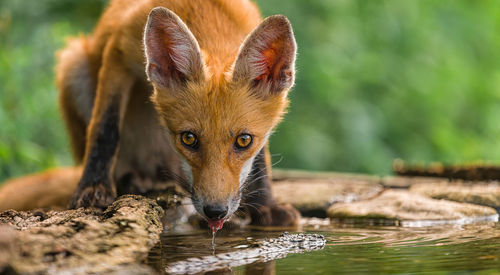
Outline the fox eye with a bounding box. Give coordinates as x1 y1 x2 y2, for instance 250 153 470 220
235 134 252 150
181 131 198 149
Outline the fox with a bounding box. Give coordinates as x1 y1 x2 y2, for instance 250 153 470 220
0 167 81 211
52 0 300 229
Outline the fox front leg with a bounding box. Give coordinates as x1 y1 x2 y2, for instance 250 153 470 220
69 41 134 209
242 147 300 226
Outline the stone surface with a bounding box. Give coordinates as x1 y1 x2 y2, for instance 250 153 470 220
379 175 449 189
409 181 500 209
271 171 383 215
327 189 498 226
0 195 163 274
0 225 15 274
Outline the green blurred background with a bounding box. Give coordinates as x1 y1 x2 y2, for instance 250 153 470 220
1 0 500 182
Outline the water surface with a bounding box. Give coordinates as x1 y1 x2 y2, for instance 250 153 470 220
147 220 500 274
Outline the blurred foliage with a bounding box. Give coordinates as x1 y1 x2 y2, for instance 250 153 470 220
1 0 500 182
0 0 108 180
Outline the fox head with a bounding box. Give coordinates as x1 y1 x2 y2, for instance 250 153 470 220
144 7 296 224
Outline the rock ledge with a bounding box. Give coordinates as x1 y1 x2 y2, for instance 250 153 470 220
0 195 163 274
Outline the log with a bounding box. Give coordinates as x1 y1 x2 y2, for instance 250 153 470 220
0 195 163 274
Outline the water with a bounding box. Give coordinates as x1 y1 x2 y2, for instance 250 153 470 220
212 231 216 253
147 220 500 274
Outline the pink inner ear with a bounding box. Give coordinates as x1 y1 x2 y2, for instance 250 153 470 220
145 8 204 89
146 27 180 87
254 39 292 90
232 15 296 93
255 48 274 81
149 26 187 83
161 35 186 80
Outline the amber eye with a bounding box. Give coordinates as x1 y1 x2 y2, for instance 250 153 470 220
235 134 253 150
180 132 198 149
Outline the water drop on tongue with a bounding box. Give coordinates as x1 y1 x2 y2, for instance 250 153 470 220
207 219 224 252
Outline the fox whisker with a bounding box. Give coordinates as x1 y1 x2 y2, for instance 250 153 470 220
157 168 193 195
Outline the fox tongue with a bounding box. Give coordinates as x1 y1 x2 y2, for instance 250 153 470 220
207 219 225 233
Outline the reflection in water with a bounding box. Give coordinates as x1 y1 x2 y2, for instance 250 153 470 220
245 261 275 275
212 231 216 255
147 220 500 274
162 233 325 274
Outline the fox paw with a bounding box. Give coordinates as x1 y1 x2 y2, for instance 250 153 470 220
69 184 116 209
250 203 301 227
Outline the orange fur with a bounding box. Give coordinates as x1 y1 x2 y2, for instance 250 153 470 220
153 79 288 201
144 4 296 216
2 0 298 226
0 167 82 211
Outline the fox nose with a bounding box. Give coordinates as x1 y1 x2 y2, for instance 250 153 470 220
203 204 228 220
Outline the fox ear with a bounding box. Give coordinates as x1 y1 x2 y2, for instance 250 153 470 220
232 15 297 95
144 7 204 89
